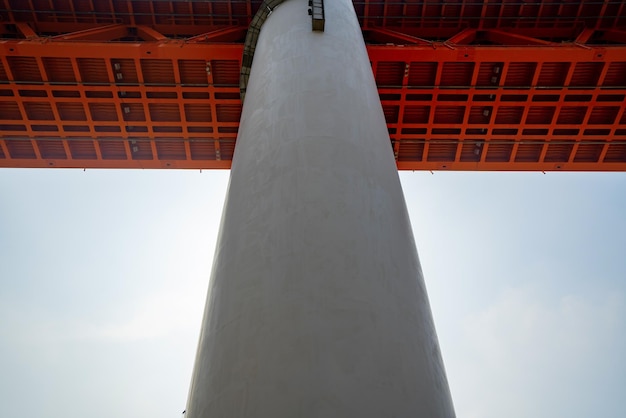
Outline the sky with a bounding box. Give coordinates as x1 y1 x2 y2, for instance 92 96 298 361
0 168 625 418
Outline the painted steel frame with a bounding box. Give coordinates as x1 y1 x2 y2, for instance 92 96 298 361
1 1 625 171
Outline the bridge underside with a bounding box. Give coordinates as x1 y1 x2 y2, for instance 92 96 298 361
1 0 625 171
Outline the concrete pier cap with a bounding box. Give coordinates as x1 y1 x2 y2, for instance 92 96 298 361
185 0 457 416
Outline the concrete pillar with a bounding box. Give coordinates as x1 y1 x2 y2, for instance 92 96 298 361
185 0 456 416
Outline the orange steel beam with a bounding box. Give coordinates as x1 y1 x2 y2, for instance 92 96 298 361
15 22 38 39
446 28 478 45
482 30 555 46
366 27 432 46
136 26 168 41
575 29 596 44
1 21 625 171
52 24 130 42
186 27 249 43
2 0 622 36
11 22 236 37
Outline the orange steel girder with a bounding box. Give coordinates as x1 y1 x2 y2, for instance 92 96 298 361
1 22 625 171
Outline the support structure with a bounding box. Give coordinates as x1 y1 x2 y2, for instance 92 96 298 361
185 0 455 416
2 1 626 171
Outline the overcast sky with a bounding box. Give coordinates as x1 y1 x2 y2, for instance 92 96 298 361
1 168 625 418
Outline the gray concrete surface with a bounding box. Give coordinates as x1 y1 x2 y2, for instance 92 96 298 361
185 0 456 416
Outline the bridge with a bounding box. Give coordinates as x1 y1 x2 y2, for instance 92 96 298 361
2 0 625 171
2 2 625 417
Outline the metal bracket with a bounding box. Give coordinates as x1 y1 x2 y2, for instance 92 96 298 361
308 0 325 32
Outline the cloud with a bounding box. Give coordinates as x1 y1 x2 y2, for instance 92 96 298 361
91 287 204 341
0 282 205 354
451 285 626 418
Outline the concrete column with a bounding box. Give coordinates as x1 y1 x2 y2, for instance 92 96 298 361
185 0 456 416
